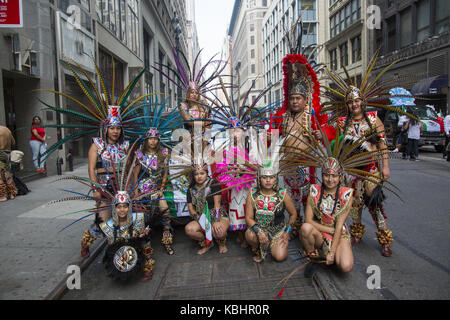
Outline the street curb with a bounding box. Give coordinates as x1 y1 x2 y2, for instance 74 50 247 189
44 238 107 300
311 266 343 300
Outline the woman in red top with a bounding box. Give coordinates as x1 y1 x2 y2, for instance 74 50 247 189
30 116 47 173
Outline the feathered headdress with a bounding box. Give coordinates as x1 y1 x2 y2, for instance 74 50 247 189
198 77 275 132
152 48 228 97
321 49 420 124
35 55 155 161
131 95 184 146
50 148 166 231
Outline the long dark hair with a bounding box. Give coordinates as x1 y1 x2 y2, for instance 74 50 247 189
32 115 42 126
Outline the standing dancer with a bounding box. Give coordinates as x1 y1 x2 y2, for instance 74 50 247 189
322 50 418 257
132 97 183 255
35 56 152 258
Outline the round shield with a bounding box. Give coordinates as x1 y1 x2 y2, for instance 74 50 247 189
103 238 145 281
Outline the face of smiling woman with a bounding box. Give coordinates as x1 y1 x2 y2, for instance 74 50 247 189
323 172 340 191
115 203 130 220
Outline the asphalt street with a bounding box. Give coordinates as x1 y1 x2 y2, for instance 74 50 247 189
0 146 449 300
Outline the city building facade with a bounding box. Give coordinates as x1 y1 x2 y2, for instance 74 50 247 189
0 0 190 176
370 0 449 114
228 0 270 107
262 0 321 105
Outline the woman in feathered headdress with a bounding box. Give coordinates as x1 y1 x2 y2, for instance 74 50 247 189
204 77 274 247
131 97 183 255
321 50 418 257
170 145 229 255
243 134 298 263
153 48 227 133
35 56 153 258
52 152 157 282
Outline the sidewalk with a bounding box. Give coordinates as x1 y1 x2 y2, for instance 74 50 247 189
0 164 96 299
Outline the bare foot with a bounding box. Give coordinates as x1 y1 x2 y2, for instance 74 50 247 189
0 197 7 202
197 242 214 255
240 239 248 248
218 244 228 254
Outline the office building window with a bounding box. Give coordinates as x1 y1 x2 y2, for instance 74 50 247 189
251 49 255 59
417 0 430 42
435 0 449 35
250 35 255 45
351 35 361 63
387 16 396 52
127 0 139 55
329 48 337 71
340 42 348 67
400 8 412 48
250 24 254 32
251 64 256 74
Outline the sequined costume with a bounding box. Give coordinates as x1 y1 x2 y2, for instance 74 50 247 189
249 188 288 260
308 184 353 255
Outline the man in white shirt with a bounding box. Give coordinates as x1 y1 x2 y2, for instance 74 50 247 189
405 117 422 161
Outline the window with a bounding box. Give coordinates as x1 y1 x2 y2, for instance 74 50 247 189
250 35 255 45
387 16 396 52
250 24 254 32
340 42 348 67
251 64 256 74
99 49 124 100
435 0 449 35
262 0 268 7
400 8 412 48
251 49 255 59
345 3 351 27
329 48 337 71
417 0 430 42
351 35 361 63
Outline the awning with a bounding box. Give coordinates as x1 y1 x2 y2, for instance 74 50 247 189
411 74 448 95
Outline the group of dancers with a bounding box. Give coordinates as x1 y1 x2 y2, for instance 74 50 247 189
39 39 415 282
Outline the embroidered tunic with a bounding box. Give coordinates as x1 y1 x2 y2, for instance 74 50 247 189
100 212 146 242
187 178 228 223
308 184 353 254
93 138 129 186
250 188 288 259
135 148 169 198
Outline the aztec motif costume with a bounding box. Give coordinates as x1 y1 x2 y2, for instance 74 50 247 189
321 50 418 257
132 97 184 255
36 55 151 258
53 153 157 282
209 78 273 232
308 183 353 256
0 150 18 200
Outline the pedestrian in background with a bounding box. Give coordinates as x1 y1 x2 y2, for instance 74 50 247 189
404 115 422 161
394 114 408 159
30 116 47 173
444 113 450 162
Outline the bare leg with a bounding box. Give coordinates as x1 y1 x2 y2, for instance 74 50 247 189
299 223 323 254
213 219 229 254
185 221 213 255
334 239 354 272
245 229 262 262
271 237 289 262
